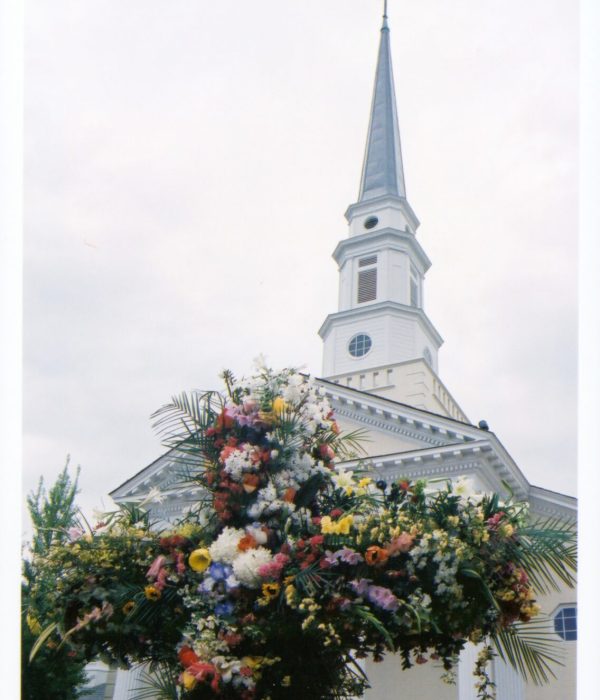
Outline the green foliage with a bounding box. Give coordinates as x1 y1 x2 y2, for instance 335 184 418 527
22 457 90 700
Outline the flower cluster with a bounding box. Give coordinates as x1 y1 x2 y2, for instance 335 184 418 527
35 366 575 700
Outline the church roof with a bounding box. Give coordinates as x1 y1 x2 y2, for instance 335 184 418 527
358 11 406 202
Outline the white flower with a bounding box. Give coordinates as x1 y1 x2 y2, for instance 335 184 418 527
232 547 273 588
209 527 245 563
454 476 483 503
148 486 165 503
333 468 355 492
245 524 267 545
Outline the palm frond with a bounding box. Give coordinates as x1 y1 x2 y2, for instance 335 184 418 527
132 663 180 700
509 516 577 594
491 617 564 685
335 429 371 460
151 390 223 449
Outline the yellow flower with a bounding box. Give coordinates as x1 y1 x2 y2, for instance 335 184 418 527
272 397 287 414
262 582 280 600
281 676 292 687
320 514 354 535
285 584 297 607
188 548 211 572
144 585 161 601
499 523 514 538
241 656 262 669
336 515 354 535
320 516 334 534
122 601 136 615
182 671 197 691
358 477 372 488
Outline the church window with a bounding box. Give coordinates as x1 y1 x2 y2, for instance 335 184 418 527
348 333 372 358
357 255 378 303
554 606 577 641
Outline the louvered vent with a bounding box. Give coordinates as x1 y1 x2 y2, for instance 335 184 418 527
358 255 377 268
358 268 377 303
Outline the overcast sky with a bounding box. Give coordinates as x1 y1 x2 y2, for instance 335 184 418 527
23 0 578 531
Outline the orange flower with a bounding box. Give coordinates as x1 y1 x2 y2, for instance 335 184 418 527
283 487 296 503
237 534 258 552
242 473 260 493
365 546 389 566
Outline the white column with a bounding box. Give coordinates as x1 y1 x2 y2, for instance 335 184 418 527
112 664 147 699
493 656 524 700
457 643 483 700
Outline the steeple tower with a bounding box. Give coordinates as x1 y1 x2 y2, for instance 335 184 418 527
358 5 406 203
319 8 465 420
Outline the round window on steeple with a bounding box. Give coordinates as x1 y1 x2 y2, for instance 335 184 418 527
364 216 379 230
348 333 372 358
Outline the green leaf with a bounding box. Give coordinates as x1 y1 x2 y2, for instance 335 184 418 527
355 606 394 650
28 622 58 663
459 567 500 611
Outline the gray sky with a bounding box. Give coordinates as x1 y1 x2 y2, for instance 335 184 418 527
23 0 578 529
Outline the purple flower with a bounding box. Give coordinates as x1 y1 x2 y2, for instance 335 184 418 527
366 585 399 612
350 578 371 596
322 551 340 567
338 548 364 565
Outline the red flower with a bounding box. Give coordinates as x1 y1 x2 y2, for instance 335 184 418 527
309 535 324 548
188 662 221 692
329 508 343 519
178 645 199 668
319 444 335 460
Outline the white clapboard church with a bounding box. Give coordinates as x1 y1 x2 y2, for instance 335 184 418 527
94 8 577 700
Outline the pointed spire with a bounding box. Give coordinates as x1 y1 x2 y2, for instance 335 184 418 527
357 6 406 202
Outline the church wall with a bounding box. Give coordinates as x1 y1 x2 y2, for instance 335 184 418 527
523 586 577 700
323 315 388 376
363 655 458 700
334 413 423 456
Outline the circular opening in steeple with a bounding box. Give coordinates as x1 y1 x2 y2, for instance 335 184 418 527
364 216 379 230
348 333 372 358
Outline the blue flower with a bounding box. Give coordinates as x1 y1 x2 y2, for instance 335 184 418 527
214 600 234 616
209 562 232 581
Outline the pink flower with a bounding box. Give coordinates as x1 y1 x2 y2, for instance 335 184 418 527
388 532 414 555
176 551 186 575
147 555 166 579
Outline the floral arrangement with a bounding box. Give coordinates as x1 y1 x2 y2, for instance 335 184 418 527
30 365 576 700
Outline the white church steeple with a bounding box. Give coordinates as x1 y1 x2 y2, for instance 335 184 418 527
319 8 466 421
